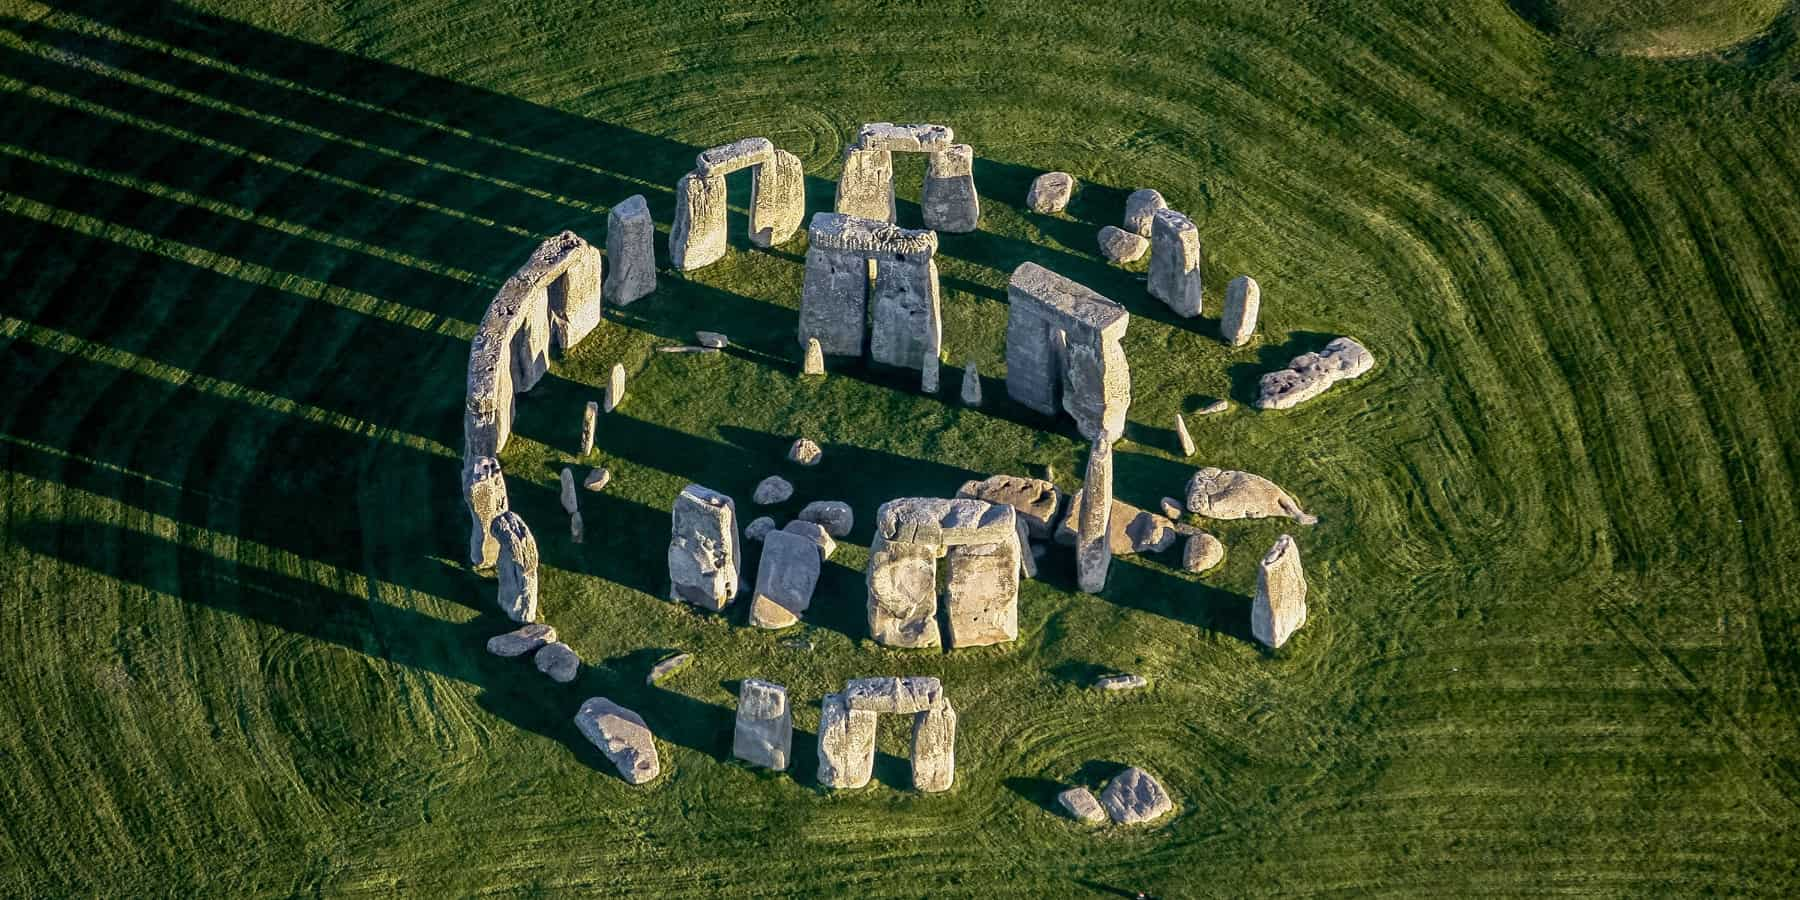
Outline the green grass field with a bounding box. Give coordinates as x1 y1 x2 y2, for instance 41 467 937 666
2 0 1798 895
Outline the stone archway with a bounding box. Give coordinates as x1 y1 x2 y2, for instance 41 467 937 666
833 122 979 233
669 137 806 271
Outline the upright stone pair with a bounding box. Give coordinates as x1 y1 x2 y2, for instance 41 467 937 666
797 213 942 375
865 498 1022 649
669 137 806 272
817 677 956 792
1003 262 1131 442
834 122 979 233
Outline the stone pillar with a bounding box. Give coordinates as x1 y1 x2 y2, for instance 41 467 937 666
1148 208 1202 318
732 679 793 771
749 149 806 248
580 401 598 456
1221 275 1260 346
1003 302 1060 415
817 692 877 789
1252 534 1308 648
1063 324 1131 442
798 249 869 357
668 484 741 611
491 511 539 622
463 456 508 567
911 698 957 793
670 171 727 271
869 256 941 371
866 535 942 648
1076 436 1113 593
509 283 552 392
921 143 979 233
835 147 895 222
604 194 656 306
546 243 603 352
942 538 1020 647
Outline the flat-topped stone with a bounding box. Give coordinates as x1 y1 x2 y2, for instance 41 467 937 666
748 528 821 629
732 679 792 771
956 475 1065 539
574 697 660 785
807 212 939 256
856 122 955 152
1257 337 1375 410
695 137 775 176
1253 534 1308 649
1101 767 1172 824
817 692 877 789
1098 225 1148 263
1058 786 1107 824
487 623 556 657
668 484 741 610
1027 172 1075 214
845 676 944 714
1008 261 1128 334
605 194 656 306
876 497 1017 546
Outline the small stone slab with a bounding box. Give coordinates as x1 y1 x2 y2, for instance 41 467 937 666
1123 188 1167 236
696 330 729 348
781 519 836 560
1095 674 1148 692
605 363 626 412
957 474 1066 539
583 467 611 491
960 360 982 406
486 623 556 658
1058 786 1107 825
1027 172 1075 214
798 500 853 537
646 653 691 685
1183 532 1225 573
802 337 825 375
574 697 660 785
1098 225 1148 263
534 641 580 683
559 467 579 514
1199 399 1230 415
789 437 822 466
1101 766 1172 825
753 475 794 505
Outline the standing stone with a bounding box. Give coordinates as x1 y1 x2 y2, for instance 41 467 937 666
670 171 728 272
574 697 660 785
1256 337 1375 410
1058 787 1107 824
869 255 943 371
668 484 741 611
1015 516 1037 579
922 144 979 233
605 363 626 412
753 476 794 505
816 692 878 789
943 541 1019 646
604 194 656 306
834 147 896 223
1252 534 1308 649
788 437 823 466
1100 767 1172 824
1027 172 1074 214
491 511 539 623
1097 225 1149 263
802 337 825 376
1123 188 1166 236
960 359 982 406
1004 262 1131 442
748 529 821 629
1199 398 1230 415
534 641 580 683
798 501 853 537
1076 436 1114 593
749 149 806 248
1148 209 1202 318
1221 275 1260 346
570 510 584 544
580 401 598 456
866 537 941 649
463 456 508 567
487 622 556 657
1175 413 1196 457
732 679 793 771
559 467 578 514
1183 532 1225 573
911 698 957 792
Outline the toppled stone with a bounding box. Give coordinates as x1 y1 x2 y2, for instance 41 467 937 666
559 467 578 515
574 697 660 785
1257 337 1374 410
1058 492 1180 555
922 143 979 233
1076 436 1114 593
1027 172 1075 214
748 528 821 629
911 698 957 792
753 476 794 505
583 467 611 491
802 337 825 376
961 359 982 406
856 122 954 152
1098 225 1148 263
534 641 580 683
580 401 598 456
1095 674 1149 691
744 516 777 542
486 622 556 657
1253 534 1308 649
491 511 539 623
956 474 1066 539
1175 413 1196 457
845 676 944 714
1159 497 1184 520
1199 399 1230 415
570 510 584 544
732 678 792 771
696 330 729 349
605 363 626 412
668 484 741 610
781 519 836 560
1101 767 1172 824
646 652 691 685
1123 188 1166 236
1183 532 1225 573
798 500 853 537
605 194 656 306
1185 467 1316 524
1221 275 1260 346
788 437 823 466
463 456 509 568
817 692 878 789
1058 787 1107 824
1148 209 1202 318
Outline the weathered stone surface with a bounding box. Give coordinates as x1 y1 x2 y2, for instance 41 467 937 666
1221 275 1260 346
463 456 508 567
1256 337 1375 410
744 516 777 542
867 498 1023 649
695 137 775 176
487 622 556 657
646 652 690 685
944 541 1020 646
816 692 877 789
1160 497 1184 520
574 697 660 785
1123 188 1166 236
1253 534 1308 649
579 401 598 456
670 171 727 272
1101 767 1172 824
583 467 611 491
750 148 806 248
668 484 741 611
834 147 895 222
541 235 604 354
1175 413 1196 457
1096 673 1149 691
1199 399 1230 415
921 352 940 393
696 330 728 349
960 359 982 406
870 256 942 371
956 474 1065 539
1005 262 1131 441
1058 787 1107 824
559 467 578 514
753 476 794 506
798 501 853 537
789 437 822 466
799 213 939 359
922 143 979 233
1098 225 1148 263
1056 492 1177 556
749 529 821 629
911 698 957 792
866 537 940 647
1183 531 1225 573
1185 467 1317 524
605 194 656 306
491 511 539 623
1027 172 1074 214
846 676 944 714
732 679 792 771
782 519 836 560
535 641 580 683
605 363 626 412
1148 209 1202 318
1077 436 1114 593
802 337 825 376
856 122 954 153
570 510 584 544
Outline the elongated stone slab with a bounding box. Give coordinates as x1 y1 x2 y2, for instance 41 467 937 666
1256 337 1374 410
1253 534 1308 648
670 171 727 272
845 676 943 714
922 143 978 233
856 122 954 152
1148 208 1202 318
911 698 957 793
491 511 538 623
817 692 877 789
574 697 660 785
463 456 508 567
695 137 774 176
748 529 821 629
1221 275 1259 346
668 484 740 611
1185 467 1316 524
732 678 792 771
605 194 656 306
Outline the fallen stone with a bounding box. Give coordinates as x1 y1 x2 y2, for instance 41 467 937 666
753 475 794 505
1148 209 1202 318
744 516 777 542
1027 172 1074 214
1058 492 1180 555
782 519 836 560
816 692 877 789
534 641 580 683
604 194 656 306
1221 275 1260 346
656 345 721 354
1183 532 1225 573
798 501 853 538
583 467 611 491
788 437 823 466
911 698 957 792
1095 674 1149 691
1253 534 1308 649
748 529 821 629
668 484 741 610
1058 787 1107 825
802 336 825 375
605 363 626 412
845 676 943 714
491 511 539 623
1159 497 1184 520
580 401 598 456
559 467 578 514
1199 399 1230 415
1257 337 1374 410
732 678 793 771
486 623 556 657
1101 767 1172 824
956 474 1066 539
960 359 982 406
570 510 584 544
1175 413 1196 457
1185 467 1316 524
463 456 509 568
1098 225 1148 263
1123 188 1166 236
695 330 728 349
574 697 660 785
646 653 691 685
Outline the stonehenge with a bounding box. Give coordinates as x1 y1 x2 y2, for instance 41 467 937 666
668 484 741 611
463 456 508 567
491 511 539 623
1100 767 1172 824
1221 275 1260 346
1148 209 1202 318
783 519 837 560
670 137 805 271
866 498 1022 648
574 697 660 785
1076 436 1114 593
1097 225 1148 263
748 527 822 629
1123 188 1166 236
1185 467 1317 524
732 679 793 771
819 677 956 792
798 213 942 375
604 194 656 306
1252 534 1308 649
1256 337 1375 410
1004 262 1132 441
835 123 979 233
1027 172 1074 214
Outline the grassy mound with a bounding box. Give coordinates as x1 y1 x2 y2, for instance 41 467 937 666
1512 0 1789 56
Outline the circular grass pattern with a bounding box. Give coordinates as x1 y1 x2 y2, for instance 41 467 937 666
1511 0 1790 56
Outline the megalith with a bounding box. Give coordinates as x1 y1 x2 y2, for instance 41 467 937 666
669 171 727 272
1123 188 1166 236
1252 534 1308 648
1148 208 1202 318
922 143 979 233
732 679 793 771
491 511 539 623
1221 274 1260 346
1027 172 1074 214
463 456 508 567
1256 337 1375 410
911 697 958 792
1185 467 1317 524
748 527 822 629
866 498 1023 649
574 697 660 785
1076 436 1114 594
1004 262 1131 441
798 213 941 373
834 146 896 222
821 677 956 793
605 194 657 306
835 123 978 231
750 149 806 248
667 484 741 611
817 692 878 789
670 137 805 272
